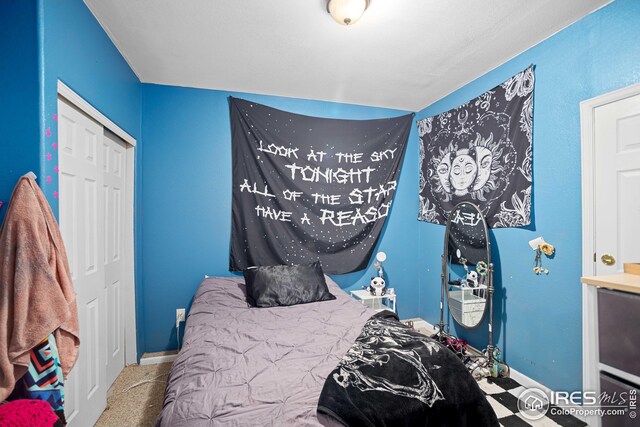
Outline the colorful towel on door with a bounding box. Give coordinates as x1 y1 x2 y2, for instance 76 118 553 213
10 334 66 425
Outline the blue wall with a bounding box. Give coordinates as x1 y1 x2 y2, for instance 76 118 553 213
417 0 640 393
37 0 144 353
0 0 40 224
140 85 421 353
39 0 142 203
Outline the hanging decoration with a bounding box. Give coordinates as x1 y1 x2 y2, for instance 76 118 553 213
417 66 534 228
229 97 413 274
533 240 555 275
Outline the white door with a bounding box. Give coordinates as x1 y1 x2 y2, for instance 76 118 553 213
103 130 127 387
58 99 128 426
58 98 107 427
582 86 640 427
593 93 640 274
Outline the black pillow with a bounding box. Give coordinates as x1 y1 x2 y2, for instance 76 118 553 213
243 262 336 308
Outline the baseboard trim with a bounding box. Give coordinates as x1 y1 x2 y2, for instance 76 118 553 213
139 354 178 365
509 367 553 395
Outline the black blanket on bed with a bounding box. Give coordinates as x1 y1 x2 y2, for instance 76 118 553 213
317 312 498 427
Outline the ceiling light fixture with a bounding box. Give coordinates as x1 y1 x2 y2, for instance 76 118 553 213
327 0 369 26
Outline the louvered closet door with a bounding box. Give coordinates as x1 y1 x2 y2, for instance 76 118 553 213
103 130 127 388
58 98 107 427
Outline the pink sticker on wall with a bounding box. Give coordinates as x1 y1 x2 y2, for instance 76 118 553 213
53 113 58 122
45 129 51 137
54 166 59 173
46 176 52 183
46 153 52 161
52 142 58 150
53 191 59 199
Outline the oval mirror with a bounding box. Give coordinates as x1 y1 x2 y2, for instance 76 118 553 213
444 202 490 328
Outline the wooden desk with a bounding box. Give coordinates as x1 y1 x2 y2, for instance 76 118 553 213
581 273 640 295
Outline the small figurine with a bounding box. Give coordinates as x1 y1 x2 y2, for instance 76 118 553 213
475 261 488 285
369 276 387 296
466 270 478 288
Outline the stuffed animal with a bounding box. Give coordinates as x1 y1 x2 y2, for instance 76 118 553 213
466 271 478 288
369 276 387 296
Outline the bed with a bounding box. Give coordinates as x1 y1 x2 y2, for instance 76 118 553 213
155 276 497 426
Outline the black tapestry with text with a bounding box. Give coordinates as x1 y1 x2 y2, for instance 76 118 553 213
229 98 412 274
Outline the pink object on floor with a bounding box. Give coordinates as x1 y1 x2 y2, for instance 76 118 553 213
0 399 59 427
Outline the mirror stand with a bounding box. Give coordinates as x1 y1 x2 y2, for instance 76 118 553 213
435 201 499 378
437 260 497 376
438 254 445 338
486 262 495 371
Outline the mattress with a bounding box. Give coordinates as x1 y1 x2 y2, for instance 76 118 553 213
155 276 375 426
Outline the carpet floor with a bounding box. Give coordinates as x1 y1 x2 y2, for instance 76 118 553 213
94 362 171 427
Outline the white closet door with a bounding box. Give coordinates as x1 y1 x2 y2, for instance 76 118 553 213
58 98 107 427
103 130 127 387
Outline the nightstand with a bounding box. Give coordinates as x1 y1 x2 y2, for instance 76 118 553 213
350 289 396 313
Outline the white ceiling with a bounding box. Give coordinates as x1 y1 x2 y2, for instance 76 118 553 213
84 0 611 111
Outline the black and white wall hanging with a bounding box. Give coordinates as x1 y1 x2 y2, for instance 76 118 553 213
229 97 413 274
417 65 534 228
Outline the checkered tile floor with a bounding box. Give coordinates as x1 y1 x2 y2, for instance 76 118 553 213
477 376 587 427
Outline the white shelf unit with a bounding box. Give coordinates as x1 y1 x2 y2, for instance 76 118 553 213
350 289 397 313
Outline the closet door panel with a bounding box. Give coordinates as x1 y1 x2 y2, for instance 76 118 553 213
58 98 107 427
103 130 127 388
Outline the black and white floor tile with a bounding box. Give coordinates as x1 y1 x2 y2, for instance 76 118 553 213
477 377 587 427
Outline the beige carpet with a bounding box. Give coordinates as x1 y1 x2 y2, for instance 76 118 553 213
95 362 172 427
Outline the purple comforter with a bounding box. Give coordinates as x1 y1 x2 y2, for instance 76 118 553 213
155 276 375 426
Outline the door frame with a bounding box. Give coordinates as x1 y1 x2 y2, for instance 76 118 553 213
57 80 138 366
579 81 640 409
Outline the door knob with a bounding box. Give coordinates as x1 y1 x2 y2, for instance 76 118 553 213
601 254 616 266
